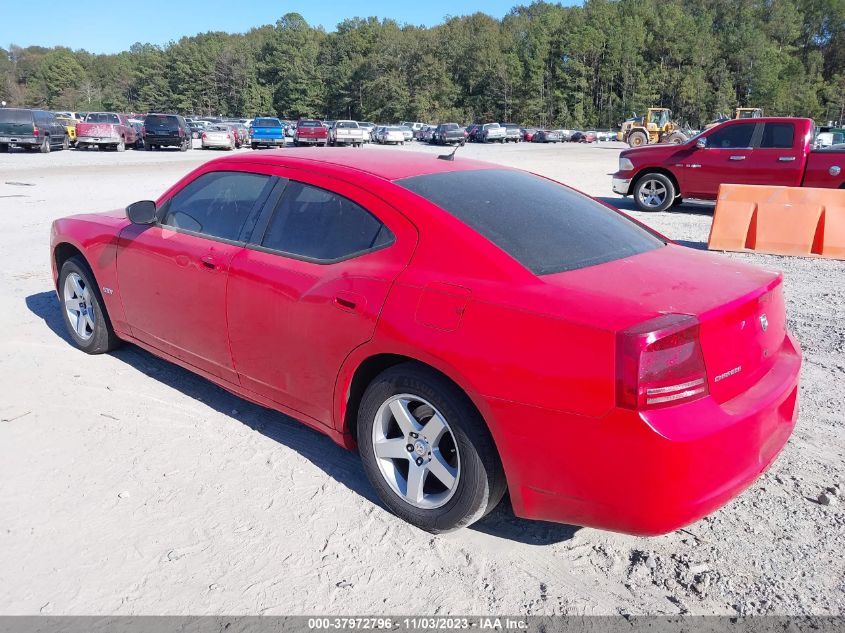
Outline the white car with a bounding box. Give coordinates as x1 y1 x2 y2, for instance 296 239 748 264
375 126 406 145
480 123 506 143
329 120 365 147
200 124 236 150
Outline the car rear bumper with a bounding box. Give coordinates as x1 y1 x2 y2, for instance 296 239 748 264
253 137 286 145
0 135 39 145
483 332 801 535
77 135 120 145
612 176 632 195
145 136 183 146
296 137 326 144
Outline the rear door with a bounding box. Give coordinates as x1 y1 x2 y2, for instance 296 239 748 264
226 170 418 426
744 121 805 187
689 121 760 198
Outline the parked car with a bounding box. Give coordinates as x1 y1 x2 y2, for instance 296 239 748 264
224 122 248 148
250 117 286 149
51 150 801 536
418 125 437 143
400 122 425 137
554 129 573 142
0 108 68 153
294 119 328 146
521 128 538 142
533 130 561 143
128 119 145 148
329 120 365 147
201 124 237 150
398 126 413 142
570 131 594 143
142 113 191 151
501 123 522 143
76 112 137 152
479 123 506 143
358 121 376 142
613 117 845 212
431 123 465 146
374 126 406 145
283 121 296 137
464 124 481 142
55 115 78 146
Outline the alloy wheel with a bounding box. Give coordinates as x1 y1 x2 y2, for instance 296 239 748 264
63 272 95 341
637 179 668 209
371 394 460 509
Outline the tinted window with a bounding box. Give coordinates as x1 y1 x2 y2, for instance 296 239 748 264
337 121 357 128
162 171 272 241
145 115 179 128
261 182 393 261
398 169 663 275
253 118 281 127
298 120 321 128
760 123 795 149
706 123 756 148
85 113 120 124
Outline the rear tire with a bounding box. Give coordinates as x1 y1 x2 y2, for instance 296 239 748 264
40 137 51 153
58 256 121 354
116 138 125 152
357 363 506 533
0 143 8 153
62 136 69 151
628 130 648 147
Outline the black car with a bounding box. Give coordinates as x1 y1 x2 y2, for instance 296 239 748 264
0 108 69 153
431 123 466 145
532 129 562 143
465 123 482 142
143 113 191 151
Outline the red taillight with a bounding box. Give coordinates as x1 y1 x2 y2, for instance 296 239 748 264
226 134 231 140
201 132 207 140
33 126 39 137
616 314 709 410
178 128 184 137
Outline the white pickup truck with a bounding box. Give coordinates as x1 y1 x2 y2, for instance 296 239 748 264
329 120 365 147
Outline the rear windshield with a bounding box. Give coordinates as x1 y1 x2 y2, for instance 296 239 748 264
298 120 322 127
441 123 459 130
253 118 281 127
398 169 664 275
336 121 358 128
85 113 120 124
145 115 179 127
0 109 33 123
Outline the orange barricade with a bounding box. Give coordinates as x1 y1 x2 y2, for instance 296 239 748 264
708 184 845 260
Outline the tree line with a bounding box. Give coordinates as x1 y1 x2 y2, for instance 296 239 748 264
1 0 843 129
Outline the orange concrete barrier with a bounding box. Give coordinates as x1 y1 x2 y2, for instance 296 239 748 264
708 184 845 260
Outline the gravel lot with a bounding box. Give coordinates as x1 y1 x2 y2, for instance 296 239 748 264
0 140 842 616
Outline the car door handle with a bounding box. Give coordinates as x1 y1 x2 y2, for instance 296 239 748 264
333 291 366 313
778 156 797 162
729 155 747 161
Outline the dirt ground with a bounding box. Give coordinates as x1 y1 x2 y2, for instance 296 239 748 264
0 140 842 616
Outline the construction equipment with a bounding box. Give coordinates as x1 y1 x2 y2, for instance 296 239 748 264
617 108 688 147
705 107 763 129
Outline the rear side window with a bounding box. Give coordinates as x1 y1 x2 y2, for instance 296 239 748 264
0 109 33 123
162 171 272 241
398 169 663 275
707 123 756 148
261 182 393 262
760 123 795 149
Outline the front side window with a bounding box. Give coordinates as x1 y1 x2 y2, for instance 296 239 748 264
706 123 756 149
760 123 795 149
161 171 272 241
261 182 393 262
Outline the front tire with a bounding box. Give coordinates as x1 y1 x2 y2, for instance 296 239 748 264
58 256 121 354
357 363 506 533
628 130 648 147
40 136 51 153
634 172 676 212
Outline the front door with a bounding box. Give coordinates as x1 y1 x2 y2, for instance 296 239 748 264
226 171 417 426
117 169 276 382
691 121 760 198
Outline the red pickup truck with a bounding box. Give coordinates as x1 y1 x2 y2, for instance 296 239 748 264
75 112 138 152
293 119 328 146
612 117 844 211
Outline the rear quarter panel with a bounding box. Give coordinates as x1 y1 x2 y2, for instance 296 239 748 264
803 150 845 188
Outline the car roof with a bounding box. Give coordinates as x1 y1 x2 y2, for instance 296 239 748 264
218 148 503 181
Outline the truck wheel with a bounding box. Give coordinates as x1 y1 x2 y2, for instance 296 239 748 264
665 132 687 145
116 138 125 152
40 136 51 153
180 139 189 152
628 131 648 147
634 173 676 212
62 136 70 151
0 143 8 153
251 143 258 150
357 363 506 533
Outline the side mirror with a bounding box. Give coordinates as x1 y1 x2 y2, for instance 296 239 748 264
126 200 157 225
696 138 707 149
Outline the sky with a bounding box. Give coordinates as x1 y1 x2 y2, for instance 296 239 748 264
0 0 539 55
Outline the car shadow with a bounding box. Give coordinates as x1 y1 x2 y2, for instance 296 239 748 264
25 290 578 545
597 195 715 216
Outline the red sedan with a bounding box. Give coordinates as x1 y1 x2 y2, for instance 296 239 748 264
50 150 800 535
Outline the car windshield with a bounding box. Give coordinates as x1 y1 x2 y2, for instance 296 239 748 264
85 113 120 124
253 118 281 127
397 169 664 275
